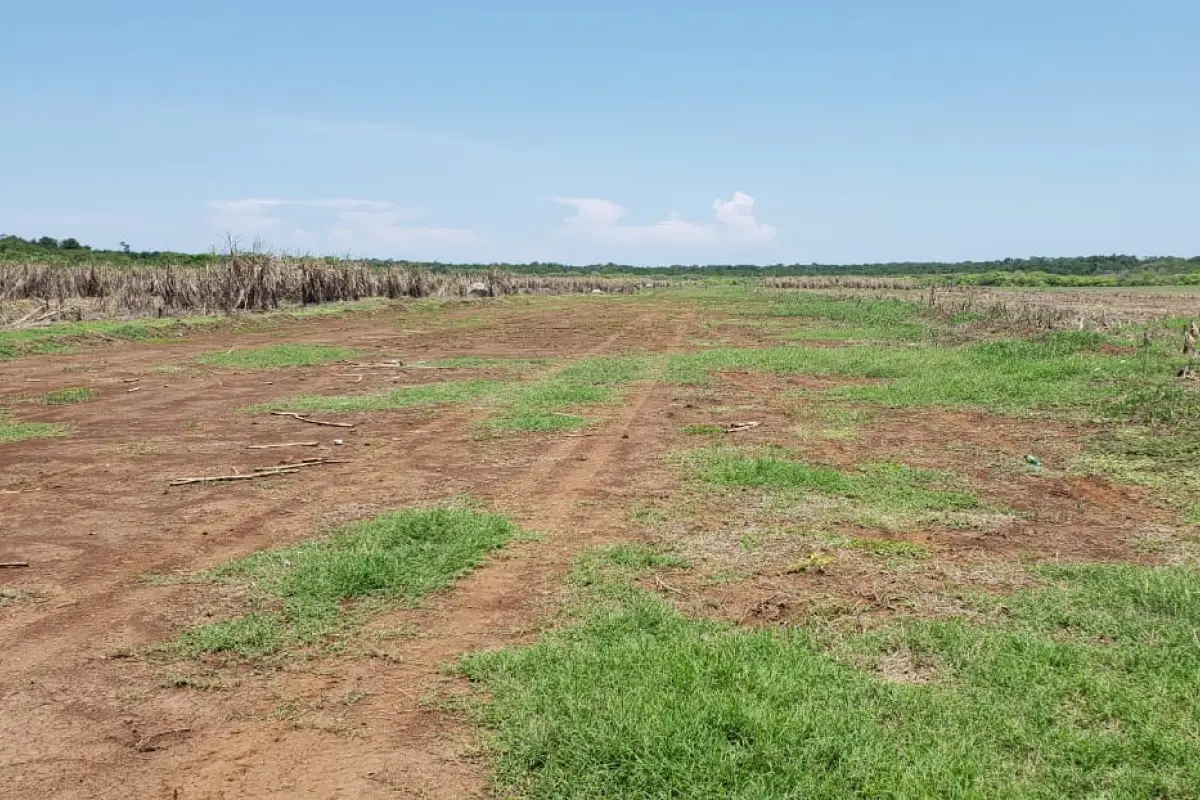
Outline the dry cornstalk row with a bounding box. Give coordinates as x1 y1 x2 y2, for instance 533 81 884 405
0 259 668 321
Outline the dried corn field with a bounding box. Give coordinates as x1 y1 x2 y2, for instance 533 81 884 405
0 257 669 324
925 286 1200 330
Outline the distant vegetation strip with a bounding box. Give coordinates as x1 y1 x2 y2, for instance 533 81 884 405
2 234 1198 280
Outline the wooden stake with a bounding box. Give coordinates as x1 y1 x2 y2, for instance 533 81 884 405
270 411 355 428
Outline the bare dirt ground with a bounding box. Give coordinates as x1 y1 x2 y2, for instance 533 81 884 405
0 294 1184 798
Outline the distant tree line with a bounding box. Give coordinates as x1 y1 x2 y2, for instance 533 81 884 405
0 234 214 266
2 233 1198 280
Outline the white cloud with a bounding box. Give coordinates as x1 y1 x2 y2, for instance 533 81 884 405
550 192 776 246
206 197 483 254
712 192 776 242
550 197 629 232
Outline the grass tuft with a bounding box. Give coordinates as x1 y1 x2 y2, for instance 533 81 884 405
164 506 519 659
43 387 93 405
0 412 68 443
681 423 725 436
847 537 929 558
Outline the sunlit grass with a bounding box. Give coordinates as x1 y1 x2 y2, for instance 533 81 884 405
162 506 520 659
463 549 1200 799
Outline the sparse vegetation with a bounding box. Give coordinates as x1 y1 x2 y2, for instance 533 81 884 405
194 343 356 370
420 356 553 370
251 379 502 413
683 446 984 531
0 411 68 443
486 355 655 432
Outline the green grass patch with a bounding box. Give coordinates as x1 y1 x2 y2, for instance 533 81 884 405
420 356 552 370
847 537 929 558
689 447 979 512
164 506 519 659
486 355 655 433
463 554 1200 798
250 379 502 414
760 293 927 325
0 317 194 361
193 343 355 370
666 331 1181 417
680 446 990 531
682 423 725 436
0 412 68 443
708 291 937 343
780 322 932 343
43 386 93 405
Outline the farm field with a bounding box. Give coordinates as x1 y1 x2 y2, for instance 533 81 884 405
2 285 1199 798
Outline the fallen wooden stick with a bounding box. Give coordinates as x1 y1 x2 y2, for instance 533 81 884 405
270 411 355 428
127 386 143 393
654 574 686 596
169 468 301 486
724 421 761 433
247 441 320 449
168 458 348 486
0 561 30 569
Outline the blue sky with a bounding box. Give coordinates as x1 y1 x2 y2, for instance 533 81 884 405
2 1 1197 264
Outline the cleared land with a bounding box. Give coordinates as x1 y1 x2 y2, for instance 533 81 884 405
1 286 1198 798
